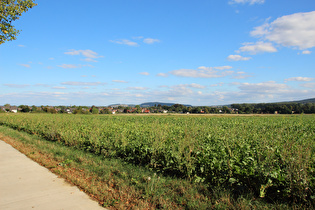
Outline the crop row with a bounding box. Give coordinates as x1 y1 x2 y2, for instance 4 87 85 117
0 113 314 203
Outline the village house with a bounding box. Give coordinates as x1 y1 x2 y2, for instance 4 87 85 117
0 106 18 113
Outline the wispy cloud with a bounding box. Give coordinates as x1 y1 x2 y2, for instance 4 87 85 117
210 82 225 87
227 54 252 61
251 11 315 50
187 83 206 89
169 66 233 78
61 81 107 86
19 64 31 68
232 71 252 79
35 84 51 87
4 84 30 88
18 44 25 47
139 72 150 76
229 0 265 5
64 49 103 62
112 80 128 83
110 37 160 46
299 83 315 88
238 81 288 93
156 73 168 77
127 87 149 90
302 50 312 55
52 86 67 89
110 39 139 46
57 64 94 69
238 41 277 54
143 38 160 44
284 77 314 82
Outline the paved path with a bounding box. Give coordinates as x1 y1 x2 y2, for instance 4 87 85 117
0 140 105 210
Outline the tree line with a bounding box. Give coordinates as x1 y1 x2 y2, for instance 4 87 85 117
2 102 315 114
231 102 315 114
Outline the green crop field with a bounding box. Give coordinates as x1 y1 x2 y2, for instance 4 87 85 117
0 113 314 205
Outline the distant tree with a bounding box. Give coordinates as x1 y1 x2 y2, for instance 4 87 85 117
162 105 169 110
31 105 37 112
100 108 111 114
91 107 99 114
73 107 90 114
191 107 201 113
0 0 37 44
135 105 142 113
18 105 30 112
49 108 57 114
222 106 231 114
90 105 99 114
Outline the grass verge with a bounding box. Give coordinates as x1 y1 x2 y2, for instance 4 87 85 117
0 125 301 209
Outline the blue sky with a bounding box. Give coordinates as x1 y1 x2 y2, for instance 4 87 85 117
1 0 315 106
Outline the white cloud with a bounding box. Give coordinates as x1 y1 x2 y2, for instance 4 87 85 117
112 80 128 83
173 84 206 90
135 94 145 97
143 38 160 44
35 84 50 87
169 66 234 78
302 50 312 54
188 83 206 89
61 82 107 86
110 39 139 46
52 86 67 89
18 44 25 47
57 64 94 69
132 36 144 39
57 64 79 69
238 81 288 93
127 87 149 90
64 49 103 62
284 77 314 82
229 0 265 5
4 84 30 88
156 73 168 77
213 66 233 70
210 82 225 87
139 72 150 76
227 54 252 61
251 11 315 50
300 83 315 88
232 71 252 79
19 64 31 68
238 41 277 54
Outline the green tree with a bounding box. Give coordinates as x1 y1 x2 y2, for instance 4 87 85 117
18 104 30 112
31 105 37 112
1 0 37 44
222 106 231 114
100 108 111 114
91 107 99 114
135 105 142 113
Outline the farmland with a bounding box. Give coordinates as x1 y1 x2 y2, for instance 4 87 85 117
0 113 314 207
